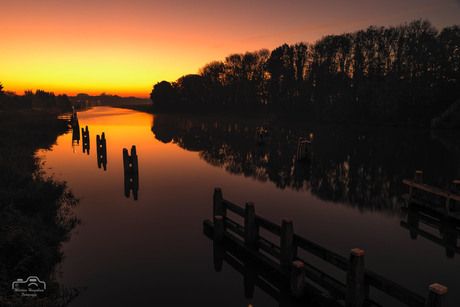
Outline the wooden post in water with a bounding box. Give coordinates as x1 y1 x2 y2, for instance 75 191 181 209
280 218 296 267
82 126 90 154
243 261 257 299
214 215 224 243
123 145 139 200
213 242 224 272
425 283 447 307
346 248 368 307
244 202 258 249
290 260 306 298
96 132 107 170
213 188 226 223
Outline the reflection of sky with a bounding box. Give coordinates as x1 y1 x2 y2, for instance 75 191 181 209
37 107 460 306
1 0 459 96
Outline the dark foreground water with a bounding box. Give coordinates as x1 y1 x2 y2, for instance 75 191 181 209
37 107 460 306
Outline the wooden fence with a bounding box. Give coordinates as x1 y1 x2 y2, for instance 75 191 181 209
203 188 448 307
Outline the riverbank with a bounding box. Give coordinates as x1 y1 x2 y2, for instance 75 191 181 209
0 108 81 306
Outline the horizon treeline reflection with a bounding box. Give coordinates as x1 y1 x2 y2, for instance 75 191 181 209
151 114 460 214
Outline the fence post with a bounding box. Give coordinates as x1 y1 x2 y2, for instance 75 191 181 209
244 202 259 249
280 218 296 267
425 283 447 307
213 188 226 223
346 248 368 307
290 260 306 298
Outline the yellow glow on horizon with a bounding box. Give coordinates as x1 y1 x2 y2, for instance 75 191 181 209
2 0 458 97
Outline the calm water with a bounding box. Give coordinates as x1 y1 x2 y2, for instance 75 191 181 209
37 106 460 306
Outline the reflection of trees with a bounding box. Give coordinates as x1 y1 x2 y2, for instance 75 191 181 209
0 110 81 306
152 114 460 213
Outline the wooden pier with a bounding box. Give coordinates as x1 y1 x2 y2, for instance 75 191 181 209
96 132 107 171
81 125 90 155
203 188 448 307
123 146 139 200
402 171 460 219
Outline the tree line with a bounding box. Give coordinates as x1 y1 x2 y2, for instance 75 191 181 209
150 20 460 125
0 85 72 110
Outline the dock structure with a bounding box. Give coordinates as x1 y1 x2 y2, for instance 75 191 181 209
402 170 460 218
123 146 139 200
81 126 90 154
203 188 448 307
96 132 107 170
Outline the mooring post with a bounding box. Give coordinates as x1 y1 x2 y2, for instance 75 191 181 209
346 248 368 307
244 202 259 249
213 188 226 222
280 218 296 267
425 283 447 307
214 215 224 243
290 260 306 298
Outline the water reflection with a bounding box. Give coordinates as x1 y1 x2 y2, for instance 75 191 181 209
151 114 460 214
37 107 460 305
203 228 307 307
401 203 460 258
71 113 80 151
123 145 139 200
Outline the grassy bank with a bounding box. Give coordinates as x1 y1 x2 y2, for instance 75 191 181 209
0 108 81 306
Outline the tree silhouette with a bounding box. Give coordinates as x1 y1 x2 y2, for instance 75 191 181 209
150 19 459 126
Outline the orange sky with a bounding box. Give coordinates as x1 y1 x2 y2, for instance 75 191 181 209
1 0 459 98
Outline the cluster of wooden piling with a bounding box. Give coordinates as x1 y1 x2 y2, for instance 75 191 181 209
123 145 139 200
204 188 448 307
96 133 107 170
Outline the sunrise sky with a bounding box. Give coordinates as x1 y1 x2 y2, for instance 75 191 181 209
1 0 459 97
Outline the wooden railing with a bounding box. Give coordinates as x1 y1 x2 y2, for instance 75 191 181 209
402 170 460 216
203 188 449 307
